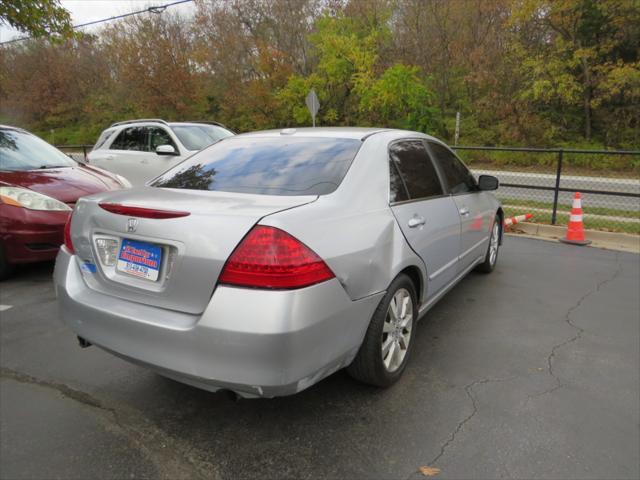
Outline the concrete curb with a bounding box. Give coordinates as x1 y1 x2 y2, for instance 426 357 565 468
506 222 640 254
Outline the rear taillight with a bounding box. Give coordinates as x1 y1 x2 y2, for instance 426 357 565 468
63 212 74 254
219 225 335 289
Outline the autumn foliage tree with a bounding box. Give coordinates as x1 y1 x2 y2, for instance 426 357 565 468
0 0 637 148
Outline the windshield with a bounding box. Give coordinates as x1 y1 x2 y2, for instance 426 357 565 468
170 124 234 151
0 129 76 171
152 136 362 196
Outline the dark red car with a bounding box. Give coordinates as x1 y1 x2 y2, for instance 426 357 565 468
0 125 129 279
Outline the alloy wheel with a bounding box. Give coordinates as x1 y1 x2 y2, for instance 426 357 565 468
381 288 413 372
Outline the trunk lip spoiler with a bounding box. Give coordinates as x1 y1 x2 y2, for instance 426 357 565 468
98 202 191 219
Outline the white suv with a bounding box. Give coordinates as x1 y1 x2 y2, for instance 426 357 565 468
87 119 234 186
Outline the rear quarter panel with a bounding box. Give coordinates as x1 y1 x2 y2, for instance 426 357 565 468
261 132 427 302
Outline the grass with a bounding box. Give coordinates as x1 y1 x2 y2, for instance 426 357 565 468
457 149 640 178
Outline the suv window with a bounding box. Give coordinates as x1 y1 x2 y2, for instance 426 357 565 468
389 140 443 201
428 142 476 194
148 127 177 152
110 127 147 151
94 129 116 150
152 136 362 196
171 125 233 151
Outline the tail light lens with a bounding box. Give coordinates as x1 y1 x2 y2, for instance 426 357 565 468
219 225 335 289
63 212 74 254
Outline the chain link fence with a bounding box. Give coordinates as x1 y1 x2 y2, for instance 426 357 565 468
454 146 640 235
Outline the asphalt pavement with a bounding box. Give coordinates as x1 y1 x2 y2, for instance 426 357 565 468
1 237 638 479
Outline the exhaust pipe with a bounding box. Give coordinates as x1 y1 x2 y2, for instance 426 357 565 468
77 336 92 348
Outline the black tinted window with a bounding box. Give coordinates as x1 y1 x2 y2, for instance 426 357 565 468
389 160 409 202
149 127 176 151
152 137 361 196
110 127 147 151
428 142 476 194
389 140 443 200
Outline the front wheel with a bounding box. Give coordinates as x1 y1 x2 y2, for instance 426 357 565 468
347 274 417 387
476 218 500 273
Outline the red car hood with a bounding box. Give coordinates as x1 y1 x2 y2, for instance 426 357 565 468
0 164 123 204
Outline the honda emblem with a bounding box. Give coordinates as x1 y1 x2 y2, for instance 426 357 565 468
127 218 138 233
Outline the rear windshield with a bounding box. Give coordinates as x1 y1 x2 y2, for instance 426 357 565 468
152 136 362 196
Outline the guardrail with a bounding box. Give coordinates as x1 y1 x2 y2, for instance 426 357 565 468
56 144 93 161
453 146 640 234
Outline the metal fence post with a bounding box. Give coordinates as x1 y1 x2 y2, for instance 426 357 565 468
82 145 87 162
551 149 563 225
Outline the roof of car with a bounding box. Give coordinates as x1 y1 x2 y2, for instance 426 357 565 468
237 127 440 142
0 124 28 132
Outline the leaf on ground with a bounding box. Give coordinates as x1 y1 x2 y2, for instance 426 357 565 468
419 465 441 477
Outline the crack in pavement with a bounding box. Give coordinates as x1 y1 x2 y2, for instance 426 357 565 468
530 252 623 401
427 376 515 468
0 367 219 480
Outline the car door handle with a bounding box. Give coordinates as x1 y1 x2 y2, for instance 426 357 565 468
408 216 426 228
459 207 470 216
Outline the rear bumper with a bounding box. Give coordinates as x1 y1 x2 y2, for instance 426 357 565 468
54 249 384 397
0 205 69 264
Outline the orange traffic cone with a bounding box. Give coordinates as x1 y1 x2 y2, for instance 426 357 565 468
560 192 591 246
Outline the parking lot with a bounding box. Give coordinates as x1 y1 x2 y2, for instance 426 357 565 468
1 236 638 480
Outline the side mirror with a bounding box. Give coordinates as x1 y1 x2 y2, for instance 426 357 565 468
478 175 499 191
155 144 178 156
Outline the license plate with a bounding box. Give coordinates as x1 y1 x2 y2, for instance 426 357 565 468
116 239 162 281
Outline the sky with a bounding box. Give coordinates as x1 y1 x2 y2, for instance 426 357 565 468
0 0 196 43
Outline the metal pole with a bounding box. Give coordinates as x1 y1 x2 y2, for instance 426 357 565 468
551 149 563 225
83 146 87 162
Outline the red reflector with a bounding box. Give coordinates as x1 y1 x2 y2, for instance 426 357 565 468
98 203 190 219
63 212 74 254
219 226 335 289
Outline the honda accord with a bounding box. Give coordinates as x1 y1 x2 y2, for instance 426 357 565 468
55 128 501 397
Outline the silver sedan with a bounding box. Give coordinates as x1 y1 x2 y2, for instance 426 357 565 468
55 128 502 398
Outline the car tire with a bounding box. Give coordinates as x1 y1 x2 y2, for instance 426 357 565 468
347 273 417 387
476 217 501 274
0 245 14 281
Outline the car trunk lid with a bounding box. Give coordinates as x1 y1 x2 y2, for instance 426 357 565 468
71 187 317 314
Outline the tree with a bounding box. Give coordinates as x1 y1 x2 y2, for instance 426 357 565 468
0 0 74 40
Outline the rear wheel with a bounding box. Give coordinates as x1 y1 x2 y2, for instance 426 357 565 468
347 274 417 387
476 218 500 274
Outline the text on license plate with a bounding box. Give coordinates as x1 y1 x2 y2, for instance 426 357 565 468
116 239 162 281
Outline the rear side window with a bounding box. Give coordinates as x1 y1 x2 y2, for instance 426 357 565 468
152 137 362 196
389 140 443 201
110 127 147 151
428 142 477 194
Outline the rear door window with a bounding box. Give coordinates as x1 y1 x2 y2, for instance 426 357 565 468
428 142 477 194
389 140 444 201
152 136 362 196
110 127 147 151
